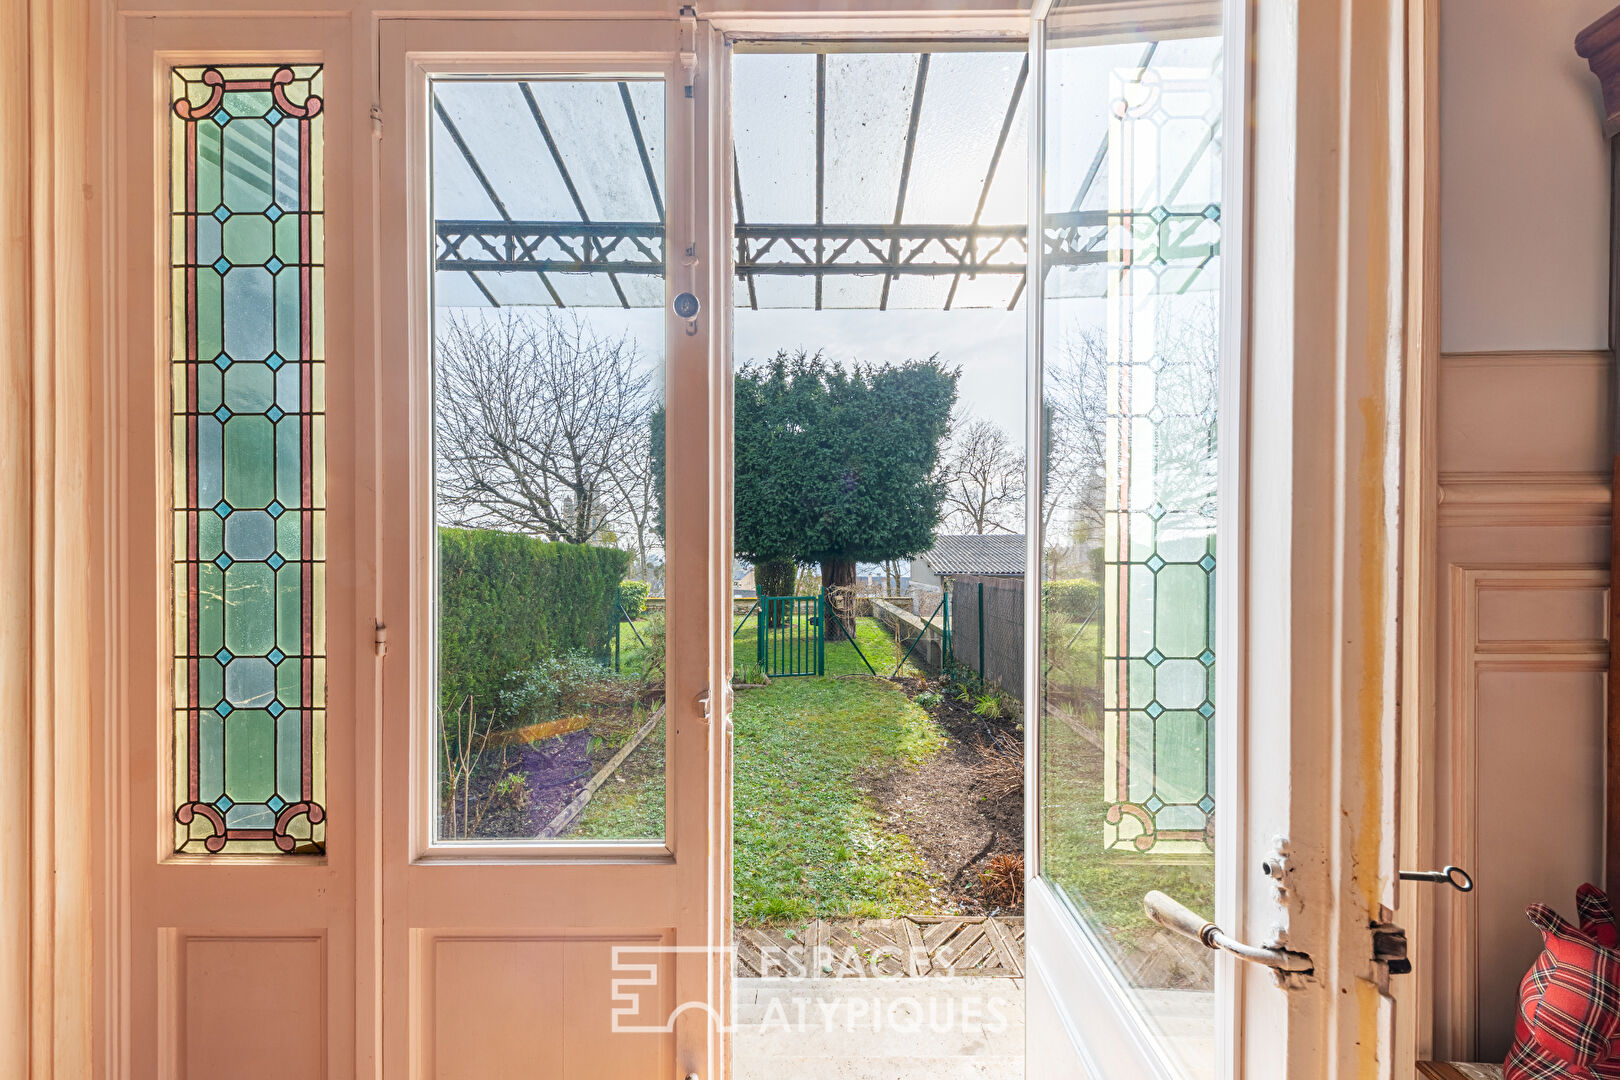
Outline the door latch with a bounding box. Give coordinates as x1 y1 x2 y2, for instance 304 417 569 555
1372 922 1411 975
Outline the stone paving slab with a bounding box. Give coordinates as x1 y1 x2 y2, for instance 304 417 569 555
732 976 1024 1080
736 916 1025 979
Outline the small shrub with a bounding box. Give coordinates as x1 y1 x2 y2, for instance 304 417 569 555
618 580 651 621
972 693 1004 719
979 853 1025 908
503 650 629 728
490 772 532 813
915 690 943 709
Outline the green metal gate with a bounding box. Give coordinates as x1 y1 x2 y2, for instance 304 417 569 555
756 594 824 677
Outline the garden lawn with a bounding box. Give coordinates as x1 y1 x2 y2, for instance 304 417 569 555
733 618 944 922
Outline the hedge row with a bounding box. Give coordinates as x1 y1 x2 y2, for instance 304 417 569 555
1042 578 1102 620
618 580 651 621
438 527 630 720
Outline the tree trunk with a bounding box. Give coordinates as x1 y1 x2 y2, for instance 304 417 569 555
754 558 796 627
821 558 857 641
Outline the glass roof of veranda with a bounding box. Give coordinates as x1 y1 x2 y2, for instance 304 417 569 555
430 41 1218 311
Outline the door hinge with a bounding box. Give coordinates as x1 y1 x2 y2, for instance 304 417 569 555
374 620 389 658
1372 921 1411 976
370 104 383 137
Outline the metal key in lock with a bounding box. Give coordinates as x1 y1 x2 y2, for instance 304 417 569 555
1398 865 1473 892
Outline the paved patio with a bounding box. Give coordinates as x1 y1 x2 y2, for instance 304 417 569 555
733 976 1025 1080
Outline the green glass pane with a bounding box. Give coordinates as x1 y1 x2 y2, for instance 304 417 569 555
1127 564 1155 656
274 122 301 211
275 416 302 507
223 362 274 413
274 268 301 361
195 122 222 213
276 565 302 653
222 562 275 655
1153 711 1207 804
221 119 273 212
222 213 273 266
198 656 224 708
222 415 274 507
1127 711 1153 802
274 213 300 262
276 657 301 704
222 90 272 118
196 269 223 360
222 709 275 803
197 417 223 507
276 513 301 558
197 563 224 656
197 364 222 413
1128 658 1154 704
1154 564 1206 657
198 711 224 802
198 512 223 561
277 710 301 802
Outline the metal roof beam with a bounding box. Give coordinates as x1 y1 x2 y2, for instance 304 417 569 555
879 53 930 311
518 82 632 309
946 53 1027 311
620 81 665 222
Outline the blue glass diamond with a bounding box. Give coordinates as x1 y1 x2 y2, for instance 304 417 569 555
214 795 234 812
212 206 231 223
265 108 284 126
213 501 232 519
213 353 232 371
213 405 232 422
265 256 284 274
1203 204 1221 220
1145 648 1165 667
1147 503 1166 521
1144 794 1165 814
1198 701 1215 718
216 701 233 717
266 500 284 518
214 648 232 664
1145 554 1166 573
266 206 283 223
267 648 286 665
215 106 231 125
1149 205 1170 224
212 257 230 274
1198 649 1216 667
1197 794 1216 814
1199 554 1217 572
265 352 285 371
266 405 284 423
266 553 285 571
1145 701 1164 719
214 554 232 570
267 701 285 718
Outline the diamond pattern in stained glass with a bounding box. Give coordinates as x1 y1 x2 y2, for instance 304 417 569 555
171 64 326 855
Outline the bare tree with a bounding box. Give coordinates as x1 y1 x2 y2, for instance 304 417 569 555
609 420 658 580
435 310 653 545
938 417 1025 534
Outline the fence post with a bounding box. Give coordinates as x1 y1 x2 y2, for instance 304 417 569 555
977 581 985 682
943 590 951 678
615 607 621 673
817 592 826 675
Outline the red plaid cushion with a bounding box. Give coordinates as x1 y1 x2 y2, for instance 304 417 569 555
1505 884 1620 1079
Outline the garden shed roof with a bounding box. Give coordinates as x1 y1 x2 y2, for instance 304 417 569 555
921 534 1026 577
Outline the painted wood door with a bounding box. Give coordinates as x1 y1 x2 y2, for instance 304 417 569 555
113 11 731 1078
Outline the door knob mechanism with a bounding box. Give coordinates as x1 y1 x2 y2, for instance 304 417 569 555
1398 865 1473 892
1143 890 1314 974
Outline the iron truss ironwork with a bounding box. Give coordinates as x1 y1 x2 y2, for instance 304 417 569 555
433 206 1219 306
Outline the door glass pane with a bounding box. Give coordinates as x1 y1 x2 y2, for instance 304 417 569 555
429 77 668 843
1038 17 1223 1077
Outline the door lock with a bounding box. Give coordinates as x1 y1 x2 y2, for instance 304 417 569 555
1399 865 1473 892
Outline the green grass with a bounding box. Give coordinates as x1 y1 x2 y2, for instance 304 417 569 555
732 659 944 923
571 716 666 840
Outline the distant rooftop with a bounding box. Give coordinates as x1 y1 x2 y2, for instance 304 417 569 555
921 534 1026 577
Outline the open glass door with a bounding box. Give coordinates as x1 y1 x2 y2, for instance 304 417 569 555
1025 3 1229 1077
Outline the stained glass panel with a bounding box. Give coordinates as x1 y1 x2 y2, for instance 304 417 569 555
171 64 326 855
